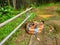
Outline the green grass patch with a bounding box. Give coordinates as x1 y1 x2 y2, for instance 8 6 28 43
28 13 35 21
0 6 24 23
0 15 25 41
0 13 35 45
37 3 60 9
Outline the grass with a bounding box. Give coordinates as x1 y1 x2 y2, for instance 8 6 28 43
0 15 25 41
28 13 35 20
3 29 30 45
36 2 60 9
0 6 24 23
0 12 35 45
0 11 19 23
0 2 60 45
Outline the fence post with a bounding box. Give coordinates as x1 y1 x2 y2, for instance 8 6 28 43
25 8 29 18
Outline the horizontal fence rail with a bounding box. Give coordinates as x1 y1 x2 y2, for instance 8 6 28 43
0 13 32 45
0 7 32 27
0 7 33 45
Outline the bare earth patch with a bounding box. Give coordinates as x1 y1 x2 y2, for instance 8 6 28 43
39 14 55 18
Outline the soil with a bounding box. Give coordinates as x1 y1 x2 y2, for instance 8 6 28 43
28 6 60 45
11 5 60 45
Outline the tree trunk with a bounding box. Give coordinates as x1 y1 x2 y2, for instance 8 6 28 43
13 0 16 9
8 0 10 6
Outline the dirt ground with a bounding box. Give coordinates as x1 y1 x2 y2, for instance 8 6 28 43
28 6 60 45
8 5 60 45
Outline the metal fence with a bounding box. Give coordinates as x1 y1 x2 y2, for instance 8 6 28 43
0 7 32 45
